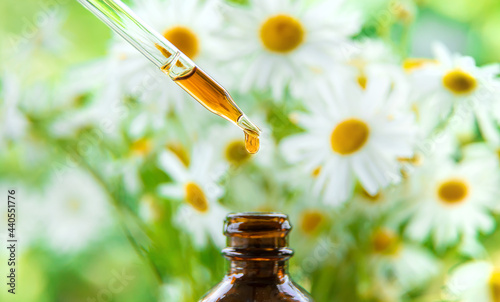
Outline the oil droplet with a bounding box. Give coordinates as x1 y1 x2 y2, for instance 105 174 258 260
244 131 260 154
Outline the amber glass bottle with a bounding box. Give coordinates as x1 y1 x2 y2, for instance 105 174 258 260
199 213 314 302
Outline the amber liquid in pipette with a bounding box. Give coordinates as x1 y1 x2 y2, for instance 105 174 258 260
166 66 260 154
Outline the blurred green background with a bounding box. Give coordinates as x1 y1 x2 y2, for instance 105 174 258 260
1 0 500 302
2 0 500 79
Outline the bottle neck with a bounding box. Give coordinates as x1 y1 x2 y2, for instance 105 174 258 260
228 260 288 280
223 236 293 280
222 213 293 281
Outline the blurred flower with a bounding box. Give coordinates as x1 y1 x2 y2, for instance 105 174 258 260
159 278 192 302
157 142 228 248
0 73 28 148
345 39 409 101
107 0 223 135
43 169 111 253
221 0 361 100
368 228 439 290
49 63 124 138
296 208 328 237
349 185 402 220
8 10 68 62
280 78 417 205
105 136 159 194
446 261 500 302
409 43 500 142
399 152 499 252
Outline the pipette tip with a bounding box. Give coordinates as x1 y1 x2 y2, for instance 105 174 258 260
237 115 261 136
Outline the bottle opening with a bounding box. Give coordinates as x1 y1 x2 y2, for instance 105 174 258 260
222 212 293 261
225 212 291 238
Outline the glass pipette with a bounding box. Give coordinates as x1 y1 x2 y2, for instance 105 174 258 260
76 0 261 153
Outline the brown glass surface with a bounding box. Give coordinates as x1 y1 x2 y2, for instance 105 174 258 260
169 66 260 154
172 67 242 124
199 213 314 302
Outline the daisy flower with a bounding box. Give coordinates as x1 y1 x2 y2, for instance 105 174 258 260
280 77 417 205
368 228 439 290
398 153 499 251
304 38 410 111
290 201 353 268
49 62 125 138
349 185 403 220
42 169 111 253
446 261 500 302
106 0 223 135
157 142 229 248
103 136 159 194
221 0 361 100
408 43 500 141
344 39 409 99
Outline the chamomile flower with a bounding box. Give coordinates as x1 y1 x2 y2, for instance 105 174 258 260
104 136 159 194
446 261 500 302
157 142 228 248
43 169 111 253
409 43 500 140
107 0 223 132
49 63 125 138
399 154 499 251
462 142 500 169
280 78 417 205
349 185 403 220
345 39 409 100
221 0 361 100
293 205 330 238
368 228 439 290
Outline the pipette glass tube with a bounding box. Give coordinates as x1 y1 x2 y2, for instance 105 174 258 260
77 0 261 153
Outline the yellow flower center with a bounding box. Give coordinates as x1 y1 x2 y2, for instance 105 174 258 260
225 140 251 165
437 179 469 204
330 119 370 155
357 74 367 90
167 142 190 167
402 58 436 72
442 69 477 95
490 269 500 302
184 182 209 213
398 154 422 166
300 210 325 234
163 26 200 59
311 166 322 178
131 138 152 156
372 229 400 255
260 14 305 53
